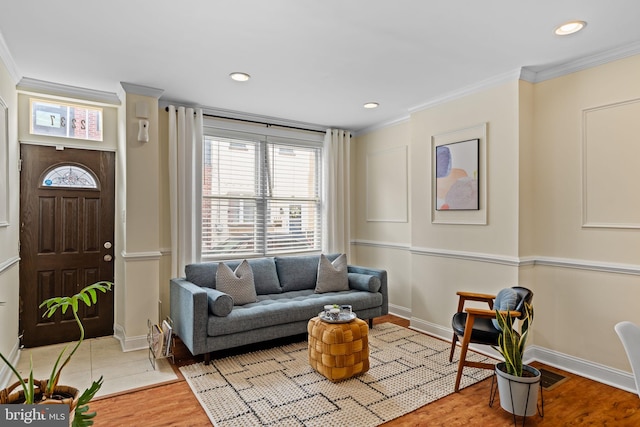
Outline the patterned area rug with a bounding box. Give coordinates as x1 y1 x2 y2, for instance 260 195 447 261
180 323 493 426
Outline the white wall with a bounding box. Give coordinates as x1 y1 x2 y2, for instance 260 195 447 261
0 54 20 388
530 55 640 377
352 120 412 317
352 55 640 392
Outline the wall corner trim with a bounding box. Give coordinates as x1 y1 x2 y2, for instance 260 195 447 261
120 250 163 262
114 324 148 352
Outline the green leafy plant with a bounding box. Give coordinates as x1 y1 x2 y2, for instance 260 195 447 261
493 301 534 377
73 376 104 427
39 281 113 397
0 281 112 423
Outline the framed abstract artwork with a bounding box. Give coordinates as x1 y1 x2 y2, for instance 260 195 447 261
431 123 486 225
435 138 479 211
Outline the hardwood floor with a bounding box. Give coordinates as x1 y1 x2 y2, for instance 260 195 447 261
90 315 640 426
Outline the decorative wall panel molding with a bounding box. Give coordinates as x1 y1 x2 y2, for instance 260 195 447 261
582 98 640 229
366 146 408 222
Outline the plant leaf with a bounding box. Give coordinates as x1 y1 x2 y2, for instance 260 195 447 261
72 377 103 427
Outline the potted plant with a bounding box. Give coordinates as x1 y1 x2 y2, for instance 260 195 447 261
0 281 112 427
492 301 541 418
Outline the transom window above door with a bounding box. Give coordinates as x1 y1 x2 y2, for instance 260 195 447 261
41 164 98 189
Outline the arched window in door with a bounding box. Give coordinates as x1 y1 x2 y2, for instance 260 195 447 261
41 164 98 189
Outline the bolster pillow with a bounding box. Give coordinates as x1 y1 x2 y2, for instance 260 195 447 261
348 273 381 293
204 287 234 317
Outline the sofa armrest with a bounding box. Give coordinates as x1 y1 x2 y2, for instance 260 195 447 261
347 265 388 316
170 278 209 356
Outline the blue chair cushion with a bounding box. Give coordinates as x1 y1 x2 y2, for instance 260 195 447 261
492 287 519 330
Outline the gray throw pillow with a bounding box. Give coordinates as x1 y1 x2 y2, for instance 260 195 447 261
315 253 349 293
492 287 519 330
225 257 282 295
204 288 234 316
276 253 340 292
215 260 257 305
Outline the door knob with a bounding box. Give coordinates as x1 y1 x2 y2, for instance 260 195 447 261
104 242 112 249
104 254 113 262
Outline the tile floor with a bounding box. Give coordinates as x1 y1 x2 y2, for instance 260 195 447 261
14 336 177 397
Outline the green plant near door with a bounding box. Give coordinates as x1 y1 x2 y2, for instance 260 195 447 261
0 281 113 427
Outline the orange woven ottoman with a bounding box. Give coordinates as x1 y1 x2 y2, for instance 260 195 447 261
307 316 369 381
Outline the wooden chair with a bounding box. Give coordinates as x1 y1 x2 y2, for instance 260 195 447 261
449 286 533 392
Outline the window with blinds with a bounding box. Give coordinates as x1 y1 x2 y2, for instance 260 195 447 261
202 132 322 258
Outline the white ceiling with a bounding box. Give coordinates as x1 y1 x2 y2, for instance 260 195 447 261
2 1 640 132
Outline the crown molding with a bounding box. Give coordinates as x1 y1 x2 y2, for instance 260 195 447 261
408 68 523 115
0 32 21 84
120 82 164 99
354 114 410 137
530 40 640 83
17 78 121 105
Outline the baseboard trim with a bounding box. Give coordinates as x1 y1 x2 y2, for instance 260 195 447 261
388 303 411 320
114 324 148 352
0 338 21 389
408 316 637 394
527 345 637 394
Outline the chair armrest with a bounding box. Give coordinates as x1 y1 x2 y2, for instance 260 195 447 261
455 291 496 312
456 291 496 302
465 307 521 318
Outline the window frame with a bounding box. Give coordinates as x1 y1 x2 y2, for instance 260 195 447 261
200 120 325 261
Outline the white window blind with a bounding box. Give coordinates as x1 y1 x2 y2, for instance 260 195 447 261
202 132 322 258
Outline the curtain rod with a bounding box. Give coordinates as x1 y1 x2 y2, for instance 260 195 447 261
164 106 327 135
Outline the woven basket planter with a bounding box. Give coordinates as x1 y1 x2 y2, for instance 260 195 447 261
0 378 79 423
308 316 369 381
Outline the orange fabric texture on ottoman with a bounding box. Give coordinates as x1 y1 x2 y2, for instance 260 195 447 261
307 316 370 381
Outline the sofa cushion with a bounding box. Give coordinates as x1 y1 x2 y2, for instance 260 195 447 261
348 273 381 293
204 288 234 317
315 254 349 293
275 253 339 292
225 258 281 295
215 260 257 305
185 258 282 294
207 289 383 337
185 262 218 288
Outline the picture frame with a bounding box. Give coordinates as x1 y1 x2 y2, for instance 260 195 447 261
431 122 486 225
435 138 479 211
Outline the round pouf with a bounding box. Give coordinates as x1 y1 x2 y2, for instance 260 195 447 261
307 316 370 381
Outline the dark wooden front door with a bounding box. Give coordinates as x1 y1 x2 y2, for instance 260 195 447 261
19 144 115 347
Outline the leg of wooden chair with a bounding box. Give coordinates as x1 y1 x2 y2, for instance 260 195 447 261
454 314 475 392
449 333 459 362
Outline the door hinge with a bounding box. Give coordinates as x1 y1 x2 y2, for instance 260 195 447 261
18 158 22 172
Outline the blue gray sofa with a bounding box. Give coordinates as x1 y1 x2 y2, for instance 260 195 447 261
170 254 388 363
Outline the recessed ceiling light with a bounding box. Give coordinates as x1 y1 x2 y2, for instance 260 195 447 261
229 72 251 82
363 102 379 109
554 20 586 36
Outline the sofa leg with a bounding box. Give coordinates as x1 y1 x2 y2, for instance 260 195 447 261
204 352 211 365
368 318 373 329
